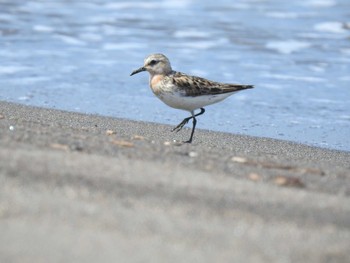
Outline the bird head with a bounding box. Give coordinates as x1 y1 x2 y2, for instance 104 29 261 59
130 53 172 76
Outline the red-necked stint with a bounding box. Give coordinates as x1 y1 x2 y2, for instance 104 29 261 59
130 53 254 143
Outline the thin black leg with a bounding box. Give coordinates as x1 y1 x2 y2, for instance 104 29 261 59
194 108 205 118
171 108 205 133
171 116 192 133
171 108 206 143
184 117 197 143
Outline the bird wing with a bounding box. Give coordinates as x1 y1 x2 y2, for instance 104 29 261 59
170 72 254 97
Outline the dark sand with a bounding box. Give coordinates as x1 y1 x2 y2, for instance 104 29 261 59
1 101 349 262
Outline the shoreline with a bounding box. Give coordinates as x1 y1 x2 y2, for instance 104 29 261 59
2 100 349 153
1 100 349 262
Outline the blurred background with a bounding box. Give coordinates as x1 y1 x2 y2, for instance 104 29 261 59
0 0 349 151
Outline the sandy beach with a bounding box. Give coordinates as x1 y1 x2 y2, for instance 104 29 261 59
0 100 349 262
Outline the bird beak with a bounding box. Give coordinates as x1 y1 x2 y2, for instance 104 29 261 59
130 66 146 76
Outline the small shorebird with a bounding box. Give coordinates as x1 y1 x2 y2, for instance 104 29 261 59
130 53 254 143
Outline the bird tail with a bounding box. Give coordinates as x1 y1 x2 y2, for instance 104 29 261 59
223 84 254 93
238 85 254 90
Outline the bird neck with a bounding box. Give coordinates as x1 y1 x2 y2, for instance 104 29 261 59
149 74 165 89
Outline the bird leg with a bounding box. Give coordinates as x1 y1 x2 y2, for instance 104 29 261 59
171 108 206 143
171 108 205 133
171 117 191 133
184 117 197 143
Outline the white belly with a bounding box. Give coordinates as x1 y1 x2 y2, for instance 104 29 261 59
156 91 234 112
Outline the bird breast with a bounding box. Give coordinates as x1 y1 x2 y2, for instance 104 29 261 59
150 74 168 95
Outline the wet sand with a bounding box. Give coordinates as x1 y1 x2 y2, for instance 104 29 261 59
0 101 349 263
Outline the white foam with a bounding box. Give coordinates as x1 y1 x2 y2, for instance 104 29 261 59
33 25 54 32
88 16 116 24
266 40 311 54
179 38 229 49
259 83 284 90
266 12 299 19
310 98 340 104
60 66 78 73
102 43 143 50
302 0 336 7
0 66 29 74
314 22 347 34
104 2 156 9
173 30 210 38
9 77 51 84
340 76 350 81
308 65 326 72
54 35 86 46
0 14 15 21
90 60 117 66
104 1 190 9
159 0 190 8
18 96 31 101
262 73 325 82
79 33 102 41
339 115 350 120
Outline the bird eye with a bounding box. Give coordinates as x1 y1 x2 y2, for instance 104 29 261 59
149 59 158 66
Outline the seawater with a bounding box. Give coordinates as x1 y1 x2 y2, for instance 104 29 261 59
0 0 349 151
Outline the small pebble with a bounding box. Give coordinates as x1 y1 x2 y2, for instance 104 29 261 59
188 151 198 158
231 156 247 163
50 143 69 151
164 141 171 146
248 173 261 181
0 114 4 119
273 176 304 188
106 129 116 135
111 140 134 147
9 125 14 131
